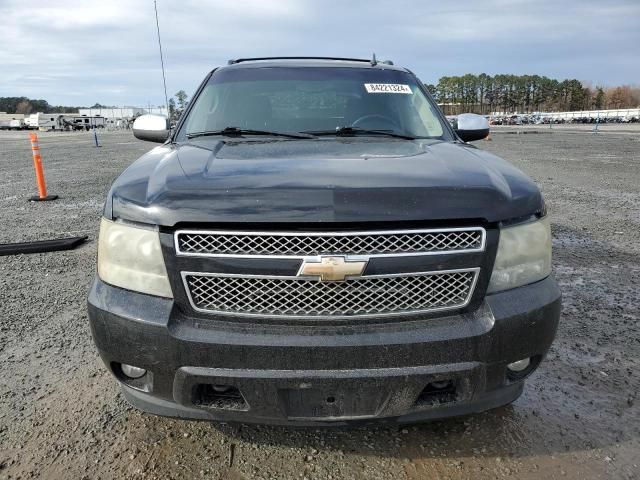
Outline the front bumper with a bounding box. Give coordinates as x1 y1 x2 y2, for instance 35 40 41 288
87 276 561 426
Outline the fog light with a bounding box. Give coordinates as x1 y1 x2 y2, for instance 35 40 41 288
430 380 452 389
121 363 147 379
507 358 531 372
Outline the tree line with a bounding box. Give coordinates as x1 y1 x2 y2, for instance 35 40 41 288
0 97 89 115
3 79 638 117
0 91 190 120
425 75 640 114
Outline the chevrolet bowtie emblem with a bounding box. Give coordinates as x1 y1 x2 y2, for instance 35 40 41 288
298 256 368 282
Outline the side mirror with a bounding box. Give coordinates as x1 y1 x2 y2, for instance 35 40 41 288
133 114 170 143
454 113 490 142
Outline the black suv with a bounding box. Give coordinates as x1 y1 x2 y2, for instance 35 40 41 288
88 57 560 425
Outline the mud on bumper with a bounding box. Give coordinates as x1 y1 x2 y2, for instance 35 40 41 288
87 276 560 426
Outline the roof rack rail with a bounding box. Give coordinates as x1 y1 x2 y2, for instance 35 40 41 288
227 56 378 65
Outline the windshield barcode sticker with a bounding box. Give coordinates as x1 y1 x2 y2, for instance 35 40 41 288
364 84 412 94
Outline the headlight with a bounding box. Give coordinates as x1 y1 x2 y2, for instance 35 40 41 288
487 216 551 293
97 218 173 298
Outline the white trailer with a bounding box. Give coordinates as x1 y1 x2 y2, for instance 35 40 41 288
26 113 107 131
0 119 26 130
0 113 26 130
27 113 63 130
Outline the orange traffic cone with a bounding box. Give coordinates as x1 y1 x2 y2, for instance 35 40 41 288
29 132 58 201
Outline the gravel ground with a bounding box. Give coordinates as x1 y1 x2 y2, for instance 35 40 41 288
0 127 639 479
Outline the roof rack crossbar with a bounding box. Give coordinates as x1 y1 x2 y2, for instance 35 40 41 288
227 56 375 65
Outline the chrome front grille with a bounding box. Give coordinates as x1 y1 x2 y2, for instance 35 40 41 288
175 228 485 257
182 269 479 318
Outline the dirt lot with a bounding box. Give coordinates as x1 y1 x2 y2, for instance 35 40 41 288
1 127 639 479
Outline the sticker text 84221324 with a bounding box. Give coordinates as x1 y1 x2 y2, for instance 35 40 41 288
364 84 412 94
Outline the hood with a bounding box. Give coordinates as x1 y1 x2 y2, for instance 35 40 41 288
106 138 543 226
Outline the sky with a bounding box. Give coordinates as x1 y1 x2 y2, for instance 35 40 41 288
1 0 638 107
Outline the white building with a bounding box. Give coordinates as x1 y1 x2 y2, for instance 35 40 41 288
78 106 168 120
0 112 25 121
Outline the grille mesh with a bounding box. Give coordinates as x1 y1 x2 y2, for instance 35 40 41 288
184 270 477 318
177 229 483 256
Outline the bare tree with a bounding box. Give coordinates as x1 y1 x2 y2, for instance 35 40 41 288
15 100 32 114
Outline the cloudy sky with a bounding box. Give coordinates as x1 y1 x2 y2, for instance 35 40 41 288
1 0 638 107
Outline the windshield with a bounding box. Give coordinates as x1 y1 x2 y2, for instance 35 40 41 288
177 67 449 141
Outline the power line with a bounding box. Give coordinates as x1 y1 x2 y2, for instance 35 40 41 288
154 0 169 117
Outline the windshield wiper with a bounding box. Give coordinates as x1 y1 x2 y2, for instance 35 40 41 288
304 126 416 140
186 127 315 139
